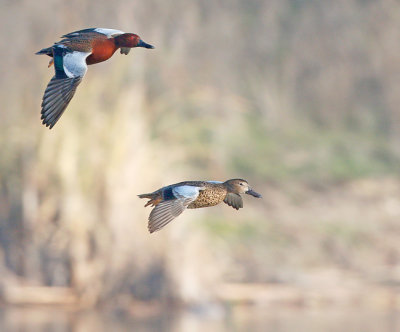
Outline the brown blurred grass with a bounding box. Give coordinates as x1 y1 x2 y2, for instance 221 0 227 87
0 0 399 310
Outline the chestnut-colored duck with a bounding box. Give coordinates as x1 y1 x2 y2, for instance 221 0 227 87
36 28 154 129
139 179 262 233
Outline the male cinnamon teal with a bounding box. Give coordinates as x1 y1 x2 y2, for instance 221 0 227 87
36 28 154 129
138 179 262 233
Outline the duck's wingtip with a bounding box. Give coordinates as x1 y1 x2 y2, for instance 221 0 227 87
42 122 53 130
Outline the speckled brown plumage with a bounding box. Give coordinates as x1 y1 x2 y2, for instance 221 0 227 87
139 181 227 208
139 179 262 233
187 184 227 208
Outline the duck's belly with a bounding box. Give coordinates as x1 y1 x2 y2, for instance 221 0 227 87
188 187 226 209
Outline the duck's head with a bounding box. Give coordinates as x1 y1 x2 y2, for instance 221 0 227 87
115 33 154 49
224 179 262 198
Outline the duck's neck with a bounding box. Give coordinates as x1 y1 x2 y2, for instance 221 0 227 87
113 35 128 48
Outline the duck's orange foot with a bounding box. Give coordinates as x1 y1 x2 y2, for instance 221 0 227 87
144 198 162 207
48 59 54 68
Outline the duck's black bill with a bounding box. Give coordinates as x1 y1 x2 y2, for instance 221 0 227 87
137 40 155 49
246 189 262 198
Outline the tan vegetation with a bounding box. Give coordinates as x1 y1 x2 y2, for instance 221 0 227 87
0 0 399 313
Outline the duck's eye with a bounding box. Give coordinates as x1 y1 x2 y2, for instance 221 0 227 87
240 183 244 186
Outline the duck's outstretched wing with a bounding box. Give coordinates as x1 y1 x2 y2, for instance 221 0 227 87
148 185 201 233
223 193 243 210
40 46 90 129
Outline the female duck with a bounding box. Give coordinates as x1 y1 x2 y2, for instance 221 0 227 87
139 179 262 233
36 28 154 129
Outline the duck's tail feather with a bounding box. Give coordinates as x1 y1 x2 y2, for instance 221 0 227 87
36 47 53 56
138 193 162 207
138 193 153 199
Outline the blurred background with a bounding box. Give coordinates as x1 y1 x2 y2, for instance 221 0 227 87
0 0 399 331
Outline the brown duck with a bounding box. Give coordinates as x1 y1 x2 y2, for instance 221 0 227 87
138 179 262 233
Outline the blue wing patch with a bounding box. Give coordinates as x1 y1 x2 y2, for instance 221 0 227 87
173 186 200 199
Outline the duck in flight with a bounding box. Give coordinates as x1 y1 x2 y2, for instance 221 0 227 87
36 28 154 129
139 179 262 233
